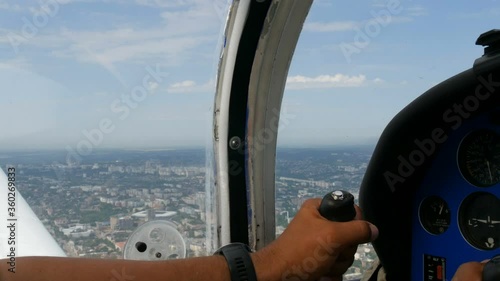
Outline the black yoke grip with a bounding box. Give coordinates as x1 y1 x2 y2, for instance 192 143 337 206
319 190 356 222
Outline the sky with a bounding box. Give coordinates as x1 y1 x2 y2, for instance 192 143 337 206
0 0 499 150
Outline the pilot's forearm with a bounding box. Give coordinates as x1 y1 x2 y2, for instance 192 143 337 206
0 256 224 281
0 199 377 281
0 254 275 281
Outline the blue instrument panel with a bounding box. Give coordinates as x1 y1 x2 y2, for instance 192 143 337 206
411 110 500 280
359 29 500 280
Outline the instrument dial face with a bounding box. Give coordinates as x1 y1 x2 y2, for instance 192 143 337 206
419 196 451 235
458 192 500 250
458 130 500 187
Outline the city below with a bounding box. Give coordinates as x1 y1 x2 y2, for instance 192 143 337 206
1 146 377 279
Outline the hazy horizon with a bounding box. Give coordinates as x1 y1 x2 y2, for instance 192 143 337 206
0 139 378 153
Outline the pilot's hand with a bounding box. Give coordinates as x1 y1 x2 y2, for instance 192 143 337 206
452 261 486 281
252 198 379 281
318 204 367 281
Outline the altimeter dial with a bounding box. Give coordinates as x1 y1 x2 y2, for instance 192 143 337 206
458 130 500 187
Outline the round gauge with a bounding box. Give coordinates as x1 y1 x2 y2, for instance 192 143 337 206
419 196 451 235
459 192 500 250
458 129 500 187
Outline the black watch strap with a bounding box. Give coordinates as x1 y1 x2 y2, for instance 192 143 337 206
214 243 258 281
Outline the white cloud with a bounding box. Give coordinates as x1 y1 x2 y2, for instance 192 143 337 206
52 2 220 65
149 81 159 91
286 74 367 90
451 8 500 19
167 79 214 93
305 16 415 33
52 31 213 65
306 4 426 33
389 16 414 24
304 21 359 32
315 0 333 7
0 0 221 67
171 80 196 88
0 57 33 70
0 0 23 10
46 0 193 6
285 75 391 89
135 0 195 8
43 0 226 17
54 0 98 4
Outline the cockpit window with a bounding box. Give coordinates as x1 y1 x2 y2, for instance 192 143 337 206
1 0 499 274
0 0 227 258
277 1 499 278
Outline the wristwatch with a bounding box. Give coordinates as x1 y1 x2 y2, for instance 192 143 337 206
214 243 258 281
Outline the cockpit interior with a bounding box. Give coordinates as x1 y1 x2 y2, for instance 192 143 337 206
0 1 499 280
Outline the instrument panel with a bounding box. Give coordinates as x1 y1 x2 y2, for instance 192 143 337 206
359 29 500 280
412 112 500 280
